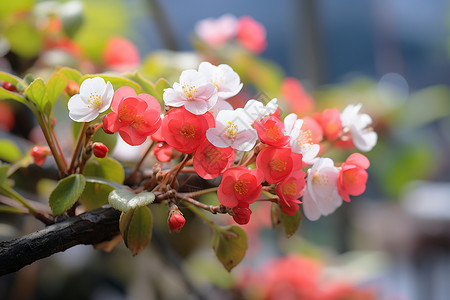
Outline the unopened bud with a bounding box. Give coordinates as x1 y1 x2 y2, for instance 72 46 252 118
93 142 108 158
232 206 252 225
2 81 17 92
168 208 185 232
31 146 51 166
65 80 80 97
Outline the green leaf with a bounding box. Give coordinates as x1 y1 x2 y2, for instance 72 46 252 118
270 203 302 238
45 73 68 109
0 71 26 91
81 74 143 94
58 67 83 83
81 157 125 211
109 189 155 212
126 72 156 95
212 225 248 272
49 174 86 215
0 87 28 106
0 163 9 184
119 206 153 255
153 78 170 104
25 78 47 113
4 20 43 58
0 140 22 162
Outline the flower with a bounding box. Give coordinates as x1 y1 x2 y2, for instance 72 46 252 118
161 107 214 154
206 109 258 151
337 153 370 202
195 14 238 47
103 36 140 72
198 62 243 100
237 16 267 53
256 146 302 184
31 146 51 166
240 98 278 124
193 139 234 179
210 99 233 117
232 204 252 225
68 77 114 122
284 113 320 165
103 86 161 146
92 142 108 158
340 103 377 151
255 116 290 148
276 169 306 215
217 166 263 207
302 158 342 221
281 77 315 115
313 108 342 140
153 142 174 163
168 210 185 232
163 69 218 115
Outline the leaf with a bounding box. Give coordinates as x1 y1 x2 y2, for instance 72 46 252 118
0 71 26 91
0 87 28 106
271 203 302 238
45 73 68 110
82 157 125 211
126 72 156 95
25 78 47 113
57 67 83 83
4 20 43 58
153 78 170 104
49 174 86 215
212 225 248 272
81 74 143 94
0 140 22 162
119 206 153 255
0 163 9 184
108 189 155 212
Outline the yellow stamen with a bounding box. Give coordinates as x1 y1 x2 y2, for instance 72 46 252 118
269 158 287 172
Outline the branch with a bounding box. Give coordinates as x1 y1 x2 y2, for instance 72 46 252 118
0 206 120 276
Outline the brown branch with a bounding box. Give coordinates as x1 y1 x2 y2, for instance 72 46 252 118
0 206 120 276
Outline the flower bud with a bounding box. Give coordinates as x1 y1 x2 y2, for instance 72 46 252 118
168 210 185 232
2 81 17 92
93 142 108 158
31 146 51 166
65 80 80 97
232 206 252 225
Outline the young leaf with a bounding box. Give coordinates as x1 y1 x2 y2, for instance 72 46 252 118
49 174 86 215
153 78 170 103
119 206 153 256
270 203 301 238
108 189 155 212
0 140 22 162
212 225 248 272
58 67 82 83
45 73 68 109
25 78 47 113
0 71 26 91
0 88 28 106
0 163 9 184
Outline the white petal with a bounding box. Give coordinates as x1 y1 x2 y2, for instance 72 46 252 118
210 99 233 117
232 129 257 151
180 69 206 86
352 129 377 152
69 109 99 122
184 99 209 115
284 113 298 134
99 81 114 113
206 127 231 148
302 188 322 221
79 77 107 97
163 88 185 107
301 144 321 165
68 94 88 112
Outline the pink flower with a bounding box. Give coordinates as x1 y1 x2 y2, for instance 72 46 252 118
103 36 140 72
276 169 306 215
281 78 315 115
255 116 290 148
313 108 342 140
217 166 263 207
103 86 161 146
153 142 173 162
161 107 214 154
31 146 51 166
337 153 370 202
193 140 234 180
237 16 267 53
256 146 302 184
195 14 238 47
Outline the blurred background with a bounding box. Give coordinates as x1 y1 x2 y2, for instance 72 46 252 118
0 0 449 299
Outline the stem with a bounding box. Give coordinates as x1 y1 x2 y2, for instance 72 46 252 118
242 151 256 167
177 193 226 214
127 141 156 181
52 127 68 171
181 187 218 198
0 185 36 214
182 199 220 231
169 154 192 187
69 122 90 173
255 197 279 203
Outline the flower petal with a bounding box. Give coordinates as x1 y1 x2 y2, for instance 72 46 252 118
80 77 107 97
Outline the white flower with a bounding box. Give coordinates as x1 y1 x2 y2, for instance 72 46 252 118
284 113 320 165
302 158 342 221
198 62 243 100
195 14 238 47
240 98 278 124
68 77 114 122
163 69 218 115
210 99 233 117
340 103 377 152
206 109 257 151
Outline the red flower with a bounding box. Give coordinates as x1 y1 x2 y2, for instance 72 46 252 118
161 107 214 154
193 139 234 179
31 146 51 166
217 166 263 207
92 142 108 158
168 211 185 232
153 142 173 162
276 169 306 215
103 86 161 146
103 36 140 72
0 102 15 131
302 117 323 144
281 77 315 115
255 116 290 148
337 153 370 202
237 16 267 53
232 204 252 225
256 146 303 184
314 108 342 140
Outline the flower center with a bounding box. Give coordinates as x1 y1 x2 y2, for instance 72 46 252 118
182 83 198 99
224 122 238 139
312 171 328 186
87 93 102 109
266 125 281 141
118 105 136 123
234 180 248 195
297 129 313 151
180 124 196 138
205 148 222 163
282 182 297 196
211 70 224 88
269 158 287 172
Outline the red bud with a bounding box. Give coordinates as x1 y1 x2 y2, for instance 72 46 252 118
168 211 185 232
31 146 51 166
93 142 109 158
2 81 17 92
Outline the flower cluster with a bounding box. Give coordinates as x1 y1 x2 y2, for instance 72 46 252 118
67 61 376 225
